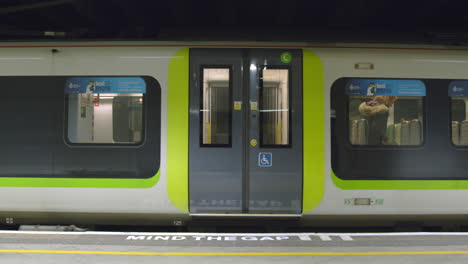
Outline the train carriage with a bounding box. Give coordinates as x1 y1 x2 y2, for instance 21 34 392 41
0 41 467 228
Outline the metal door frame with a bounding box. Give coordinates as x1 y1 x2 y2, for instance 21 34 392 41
189 48 303 214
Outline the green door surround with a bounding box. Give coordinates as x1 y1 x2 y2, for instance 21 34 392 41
167 48 190 212
167 48 326 213
302 49 325 213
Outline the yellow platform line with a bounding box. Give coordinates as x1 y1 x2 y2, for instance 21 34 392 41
1 250 468 256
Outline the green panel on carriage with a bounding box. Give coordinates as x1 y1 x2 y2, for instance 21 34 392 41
302 49 325 213
166 48 327 213
167 48 190 212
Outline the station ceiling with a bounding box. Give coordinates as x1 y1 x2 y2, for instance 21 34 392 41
1 0 468 44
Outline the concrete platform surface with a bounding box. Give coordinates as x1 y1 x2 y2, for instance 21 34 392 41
1 231 468 263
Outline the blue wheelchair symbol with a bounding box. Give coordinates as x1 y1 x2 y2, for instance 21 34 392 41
258 153 272 167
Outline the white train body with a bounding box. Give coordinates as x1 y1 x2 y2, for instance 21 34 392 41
0 41 466 226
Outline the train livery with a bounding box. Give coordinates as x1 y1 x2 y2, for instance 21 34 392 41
0 41 468 227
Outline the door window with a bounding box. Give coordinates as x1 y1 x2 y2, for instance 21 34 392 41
259 67 291 147
200 67 232 146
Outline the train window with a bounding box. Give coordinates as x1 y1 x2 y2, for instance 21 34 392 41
200 67 232 146
449 81 468 146
259 67 290 147
65 77 145 144
347 79 425 146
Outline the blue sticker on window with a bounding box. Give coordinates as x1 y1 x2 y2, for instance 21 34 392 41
65 77 146 94
449 81 468 97
346 79 425 96
258 152 272 167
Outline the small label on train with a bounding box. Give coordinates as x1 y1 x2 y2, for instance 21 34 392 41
258 153 272 167
234 101 242 110
280 52 292 63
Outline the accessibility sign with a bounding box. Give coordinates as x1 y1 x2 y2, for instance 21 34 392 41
258 153 272 167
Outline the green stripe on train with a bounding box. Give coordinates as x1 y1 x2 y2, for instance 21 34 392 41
332 171 468 189
167 48 190 212
0 171 159 188
302 49 325 213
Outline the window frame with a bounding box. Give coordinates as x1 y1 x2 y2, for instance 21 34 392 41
449 96 468 148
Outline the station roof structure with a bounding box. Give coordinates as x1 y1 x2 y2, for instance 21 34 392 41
1 0 468 44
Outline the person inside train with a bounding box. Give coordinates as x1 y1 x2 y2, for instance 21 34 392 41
359 95 397 145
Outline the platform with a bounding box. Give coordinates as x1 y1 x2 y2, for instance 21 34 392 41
1 231 468 263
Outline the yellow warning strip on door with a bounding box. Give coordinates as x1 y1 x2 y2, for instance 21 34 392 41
2 250 468 256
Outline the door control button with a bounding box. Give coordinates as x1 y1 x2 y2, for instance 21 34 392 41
250 139 258 147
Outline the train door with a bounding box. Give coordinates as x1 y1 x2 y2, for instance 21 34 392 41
189 48 302 214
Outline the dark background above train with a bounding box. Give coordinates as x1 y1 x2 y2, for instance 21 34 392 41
1 0 468 44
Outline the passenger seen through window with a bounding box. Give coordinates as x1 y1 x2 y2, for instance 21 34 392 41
347 79 425 146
